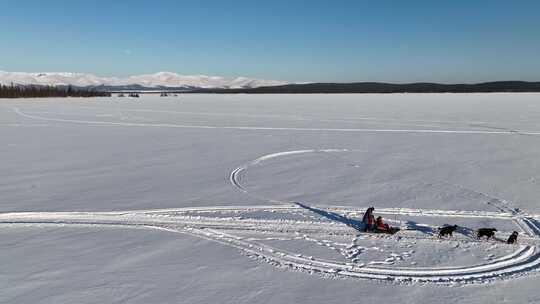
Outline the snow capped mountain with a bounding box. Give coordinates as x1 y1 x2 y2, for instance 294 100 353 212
0 71 288 89
117 72 287 89
0 71 113 87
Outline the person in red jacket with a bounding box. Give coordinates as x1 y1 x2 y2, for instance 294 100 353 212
362 207 375 232
376 216 389 232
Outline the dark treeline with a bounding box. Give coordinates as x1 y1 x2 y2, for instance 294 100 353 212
190 81 540 94
0 85 111 98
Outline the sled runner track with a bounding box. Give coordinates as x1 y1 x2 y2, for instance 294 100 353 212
189 227 540 284
4 210 538 246
229 149 350 205
69 105 527 128
145 205 517 221
485 199 540 238
228 150 520 220
2 205 540 284
4 146 540 284
60 204 519 220
183 225 540 284
13 107 540 136
222 149 540 282
5 207 540 246
229 167 247 193
522 218 540 238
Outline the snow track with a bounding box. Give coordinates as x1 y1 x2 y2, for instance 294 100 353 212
6 106 540 284
2 204 540 284
223 149 540 283
12 107 540 135
2 148 538 284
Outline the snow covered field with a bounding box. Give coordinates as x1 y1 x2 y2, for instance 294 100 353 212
2 93 540 303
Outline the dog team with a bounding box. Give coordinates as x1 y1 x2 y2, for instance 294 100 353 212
362 207 519 244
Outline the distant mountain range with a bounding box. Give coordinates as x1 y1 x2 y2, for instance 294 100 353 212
0 71 287 90
192 81 540 93
2 71 539 93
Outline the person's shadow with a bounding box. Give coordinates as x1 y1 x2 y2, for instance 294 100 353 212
293 202 364 231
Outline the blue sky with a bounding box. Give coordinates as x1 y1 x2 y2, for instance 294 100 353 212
1 0 539 82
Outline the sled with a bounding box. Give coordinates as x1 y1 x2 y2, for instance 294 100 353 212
356 226 400 235
365 227 401 235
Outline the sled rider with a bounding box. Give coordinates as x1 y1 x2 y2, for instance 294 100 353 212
362 207 375 232
376 216 389 232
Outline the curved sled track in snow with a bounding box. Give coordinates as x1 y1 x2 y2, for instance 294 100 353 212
7 107 540 284
224 149 540 284
1 204 540 284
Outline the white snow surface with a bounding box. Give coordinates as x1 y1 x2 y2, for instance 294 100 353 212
0 71 288 88
2 93 540 303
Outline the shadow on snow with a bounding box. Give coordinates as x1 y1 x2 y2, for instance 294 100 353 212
293 202 364 231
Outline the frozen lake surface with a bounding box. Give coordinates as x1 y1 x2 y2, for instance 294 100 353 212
2 94 540 303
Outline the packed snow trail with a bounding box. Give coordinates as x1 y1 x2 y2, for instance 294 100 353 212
12 107 540 135
229 149 540 233
6 108 540 284
224 149 540 283
2 204 540 284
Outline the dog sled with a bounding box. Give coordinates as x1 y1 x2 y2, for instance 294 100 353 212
360 207 400 234
369 226 401 235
